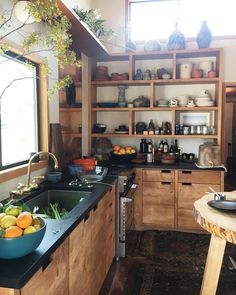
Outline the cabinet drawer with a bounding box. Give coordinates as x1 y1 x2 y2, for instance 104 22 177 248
143 169 175 182
178 170 221 184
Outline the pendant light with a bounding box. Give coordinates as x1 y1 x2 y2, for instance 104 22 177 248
14 1 35 24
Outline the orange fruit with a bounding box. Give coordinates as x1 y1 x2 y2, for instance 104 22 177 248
16 212 33 229
4 225 23 238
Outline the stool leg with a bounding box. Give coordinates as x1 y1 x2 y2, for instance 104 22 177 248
200 234 226 295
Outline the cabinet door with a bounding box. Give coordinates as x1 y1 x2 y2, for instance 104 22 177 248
143 181 175 227
69 212 92 295
21 239 69 295
178 183 221 230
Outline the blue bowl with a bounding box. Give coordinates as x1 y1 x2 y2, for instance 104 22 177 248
0 217 46 259
68 164 83 177
46 171 62 183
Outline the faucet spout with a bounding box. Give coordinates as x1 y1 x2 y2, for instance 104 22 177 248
27 151 59 187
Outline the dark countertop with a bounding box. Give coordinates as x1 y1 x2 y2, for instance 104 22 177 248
0 175 117 289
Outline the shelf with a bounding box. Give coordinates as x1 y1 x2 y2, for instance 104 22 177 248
91 106 219 112
60 108 82 112
91 133 218 139
91 78 219 86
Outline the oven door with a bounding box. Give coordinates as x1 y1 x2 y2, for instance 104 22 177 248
119 184 138 258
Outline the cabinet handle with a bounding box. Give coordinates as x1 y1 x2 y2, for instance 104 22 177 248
42 256 53 271
182 171 192 174
161 170 171 174
161 181 171 185
182 182 192 186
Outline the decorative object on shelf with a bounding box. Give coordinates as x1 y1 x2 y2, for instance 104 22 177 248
134 68 143 80
207 70 217 78
157 68 170 79
196 21 212 48
125 39 136 52
176 95 189 106
191 68 203 78
156 99 168 107
180 63 192 79
96 102 118 108
92 123 107 133
187 99 196 107
167 23 186 50
168 98 178 107
136 122 147 134
162 73 171 80
133 95 150 107
144 39 161 51
199 61 213 78
94 66 109 81
143 69 151 80
110 72 129 80
65 81 76 106
195 89 214 107
148 119 155 135
117 85 128 107
114 124 129 134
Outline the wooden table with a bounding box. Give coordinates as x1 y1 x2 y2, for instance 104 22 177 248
194 191 236 295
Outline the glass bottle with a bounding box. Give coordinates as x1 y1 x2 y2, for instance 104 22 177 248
163 140 169 153
140 138 148 153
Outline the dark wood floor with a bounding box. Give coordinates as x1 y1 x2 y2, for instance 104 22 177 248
100 230 236 295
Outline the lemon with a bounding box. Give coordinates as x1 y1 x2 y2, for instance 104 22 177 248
4 205 20 217
0 215 17 229
0 213 6 221
23 226 37 235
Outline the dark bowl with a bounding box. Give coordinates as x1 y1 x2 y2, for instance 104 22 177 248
93 124 107 133
0 217 46 259
110 152 136 164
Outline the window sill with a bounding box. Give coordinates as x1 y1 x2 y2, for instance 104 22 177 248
0 161 48 183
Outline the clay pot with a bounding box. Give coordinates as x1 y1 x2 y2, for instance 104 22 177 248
191 69 203 78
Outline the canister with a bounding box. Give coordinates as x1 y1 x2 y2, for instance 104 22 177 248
199 61 213 77
180 63 192 79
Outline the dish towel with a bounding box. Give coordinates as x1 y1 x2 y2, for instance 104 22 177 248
195 162 227 172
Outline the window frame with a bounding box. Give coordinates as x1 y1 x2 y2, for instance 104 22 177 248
0 41 49 183
126 0 236 43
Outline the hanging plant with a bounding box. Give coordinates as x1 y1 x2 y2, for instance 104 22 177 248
73 7 114 38
0 0 80 99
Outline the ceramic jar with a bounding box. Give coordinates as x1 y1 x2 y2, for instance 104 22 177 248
199 61 213 77
180 63 192 79
196 21 212 48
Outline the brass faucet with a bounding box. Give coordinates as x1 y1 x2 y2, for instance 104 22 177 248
10 151 59 198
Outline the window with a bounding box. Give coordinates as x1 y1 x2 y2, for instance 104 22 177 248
0 51 39 170
128 0 236 42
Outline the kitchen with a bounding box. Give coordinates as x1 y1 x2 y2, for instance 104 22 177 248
1 0 236 294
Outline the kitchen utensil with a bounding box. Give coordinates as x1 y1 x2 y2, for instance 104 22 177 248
68 164 83 177
78 166 108 183
0 217 46 259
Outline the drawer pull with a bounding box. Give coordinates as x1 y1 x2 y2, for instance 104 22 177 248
182 171 192 174
182 182 192 186
161 170 171 174
161 181 171 185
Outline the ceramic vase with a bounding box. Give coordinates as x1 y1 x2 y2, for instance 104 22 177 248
167 23 186 50
117 85 128 107
196 21 212 48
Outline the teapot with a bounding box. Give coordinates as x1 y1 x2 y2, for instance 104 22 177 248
200 89 210 98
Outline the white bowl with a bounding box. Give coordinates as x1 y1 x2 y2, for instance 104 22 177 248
195 97 212 103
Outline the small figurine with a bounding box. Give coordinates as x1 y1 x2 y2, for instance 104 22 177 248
143 69 151 80
169 98 178 107
134 68 143 80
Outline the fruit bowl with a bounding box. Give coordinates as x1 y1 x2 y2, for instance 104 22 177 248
110 152 136 164
0 216 46 259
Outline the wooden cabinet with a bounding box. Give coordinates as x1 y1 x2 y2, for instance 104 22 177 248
134 168 224 232
142 169 175 228
177 170 223 231
88 48 223 154
21 238 69 295
69 212 92 295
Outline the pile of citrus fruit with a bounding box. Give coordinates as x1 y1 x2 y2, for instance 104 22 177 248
112 145 136 155
0 205 43 238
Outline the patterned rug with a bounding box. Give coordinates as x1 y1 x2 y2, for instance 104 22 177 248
100 230 236 295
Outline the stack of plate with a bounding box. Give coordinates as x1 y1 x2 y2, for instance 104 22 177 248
195 96 214 107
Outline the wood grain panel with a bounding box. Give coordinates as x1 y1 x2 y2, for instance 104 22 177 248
143 169 175 182
178 170 221 184
143 181 175 227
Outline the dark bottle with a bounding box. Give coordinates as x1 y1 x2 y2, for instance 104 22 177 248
159 140 164 153
148 119 155 134
169 145 175 155
147 139 153 153
140 138 148 153
66 81 76 106
163 140 169 153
